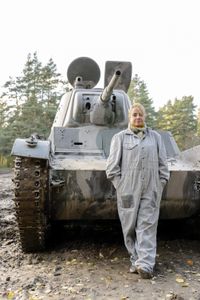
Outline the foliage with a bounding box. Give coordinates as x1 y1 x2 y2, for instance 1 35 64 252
157 96 197 150
128 74 157 128
0 52 67 156
0 97 7 127
0 155 13 168
197 108 200 136
128 75 199 149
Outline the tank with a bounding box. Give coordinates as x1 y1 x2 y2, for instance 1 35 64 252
11 57 200 252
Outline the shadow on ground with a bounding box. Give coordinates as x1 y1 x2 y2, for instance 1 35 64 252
47 217 200 252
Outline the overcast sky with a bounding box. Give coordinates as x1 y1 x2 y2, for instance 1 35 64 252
0 0 200 110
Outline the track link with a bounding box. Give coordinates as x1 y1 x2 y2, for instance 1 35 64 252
13 157 49 252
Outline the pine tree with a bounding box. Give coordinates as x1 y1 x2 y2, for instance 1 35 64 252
0 52 67 156
197 108 200 136
40 58 63 131
157 96 197 150
157 100 175 131
0 98 7 127
128 74 157 128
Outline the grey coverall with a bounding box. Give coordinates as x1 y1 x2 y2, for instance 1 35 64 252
106 127 170 272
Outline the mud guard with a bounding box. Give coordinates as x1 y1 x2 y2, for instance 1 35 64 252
11 138 50 160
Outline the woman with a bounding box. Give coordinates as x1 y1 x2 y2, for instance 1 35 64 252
106 103 169 279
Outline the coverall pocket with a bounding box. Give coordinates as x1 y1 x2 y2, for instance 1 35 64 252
121 194 134 208
123 142 139 150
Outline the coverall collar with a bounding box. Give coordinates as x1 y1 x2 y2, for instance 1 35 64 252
125 127 149 136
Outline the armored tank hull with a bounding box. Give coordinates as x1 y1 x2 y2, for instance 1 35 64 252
11 57 200 252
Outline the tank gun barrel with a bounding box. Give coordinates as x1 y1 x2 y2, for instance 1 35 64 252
100 70 121 102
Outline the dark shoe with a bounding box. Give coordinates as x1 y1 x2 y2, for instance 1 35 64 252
129 265 138 274
137 268 153 279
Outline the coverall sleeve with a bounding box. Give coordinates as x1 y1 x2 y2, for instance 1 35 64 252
157 134 170 185
106 134 122 189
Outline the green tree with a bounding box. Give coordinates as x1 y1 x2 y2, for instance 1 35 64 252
0 96 13 158
0 97 7 127
157 96 197 150
0 52 67 156
128 74 157 128
40 58 65 130
156 100 175 131
197 108 200 136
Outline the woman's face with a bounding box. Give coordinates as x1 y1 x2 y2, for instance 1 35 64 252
129 107 145 127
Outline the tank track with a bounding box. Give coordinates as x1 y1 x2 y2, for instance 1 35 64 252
13 157 49 252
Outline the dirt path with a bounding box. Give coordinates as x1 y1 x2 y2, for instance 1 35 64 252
0 172 200 300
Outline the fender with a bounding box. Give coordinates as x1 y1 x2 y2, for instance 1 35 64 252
11 138 50 160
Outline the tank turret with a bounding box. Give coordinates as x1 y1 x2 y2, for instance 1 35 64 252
90 70 121 125
51 57 132 129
